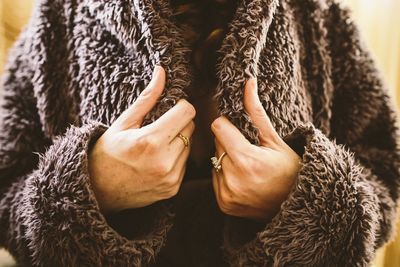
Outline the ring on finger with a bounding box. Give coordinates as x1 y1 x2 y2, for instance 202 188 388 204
211 152 227 173
177 133 190 147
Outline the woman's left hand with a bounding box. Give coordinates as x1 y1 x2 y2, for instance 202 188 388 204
211 78 301 221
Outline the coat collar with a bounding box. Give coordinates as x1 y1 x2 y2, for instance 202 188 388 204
86 0 279 142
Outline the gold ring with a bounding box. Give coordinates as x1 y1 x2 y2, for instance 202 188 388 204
177 133 189 147
211 152 227 173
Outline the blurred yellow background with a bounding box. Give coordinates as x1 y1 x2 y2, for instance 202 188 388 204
0 0 399 266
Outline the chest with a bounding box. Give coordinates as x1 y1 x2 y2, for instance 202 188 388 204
68 2 314 141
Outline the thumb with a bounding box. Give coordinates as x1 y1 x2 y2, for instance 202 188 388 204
113 65 166 130
243 78 279 145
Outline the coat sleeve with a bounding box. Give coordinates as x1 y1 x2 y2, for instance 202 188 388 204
222 3 400 267
0 2 173 266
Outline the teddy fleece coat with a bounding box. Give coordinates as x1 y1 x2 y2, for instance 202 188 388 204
0 0 399 266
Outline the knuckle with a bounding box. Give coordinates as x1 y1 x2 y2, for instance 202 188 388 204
134 135 148 148
249 160 263 173
253 155 268 172
235 156 252 172
188 120 196 132
165 172 178 185
236 153 260 174
181 101 196 118
138 87 156 101
139 87 152 97
224 178 237 194
184 121 196 136
218 200 233 215
165 184 180 198
152 162 173 177
220 190 234 207
211 118 222 130
242 155 258 170
136 134 160 150
253 106 265 116
160 177 181 198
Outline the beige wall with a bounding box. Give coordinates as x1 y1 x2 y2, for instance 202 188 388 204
0 0 34 72
341 1 400 266
0 0 399 266
0 0 35 265
342 0 400 108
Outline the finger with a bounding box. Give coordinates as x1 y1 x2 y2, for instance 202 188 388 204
169 139 191 188
113 66 166 130
212 168 236 216
156 121 193 183
211 116 250 157
165 121 194 168
169 120 195 153
212 140 226 200
243 78 279 145
148 99 196 143
214 139 225 159
212 169 224 211
214 139 233 169
175 147 190 187
214 139 235 191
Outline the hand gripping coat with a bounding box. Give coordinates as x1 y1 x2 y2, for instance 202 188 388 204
0 0 399 266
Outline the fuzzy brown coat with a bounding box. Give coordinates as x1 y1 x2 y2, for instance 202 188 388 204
0 0 399 266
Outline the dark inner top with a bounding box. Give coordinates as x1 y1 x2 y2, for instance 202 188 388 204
169 0 239 180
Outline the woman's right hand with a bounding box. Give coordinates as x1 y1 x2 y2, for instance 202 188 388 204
88 66 196 214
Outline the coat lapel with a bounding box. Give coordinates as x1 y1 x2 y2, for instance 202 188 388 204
215 0 279 143
85 0 317 141
85 0 193 124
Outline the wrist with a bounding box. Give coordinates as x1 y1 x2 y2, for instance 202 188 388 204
88 143 116 215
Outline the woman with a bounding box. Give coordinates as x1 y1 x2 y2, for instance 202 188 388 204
0 0 399 266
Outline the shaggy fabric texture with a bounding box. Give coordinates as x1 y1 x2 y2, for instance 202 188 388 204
0 0 399 266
